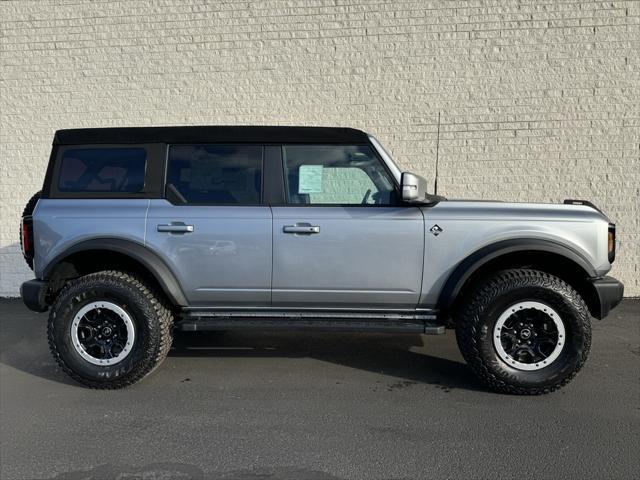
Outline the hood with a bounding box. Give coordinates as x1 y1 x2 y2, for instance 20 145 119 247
425 198 611 223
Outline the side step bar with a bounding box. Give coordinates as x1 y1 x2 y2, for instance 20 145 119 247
176 310 445 335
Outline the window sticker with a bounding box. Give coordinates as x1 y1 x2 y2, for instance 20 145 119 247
298 165 323 194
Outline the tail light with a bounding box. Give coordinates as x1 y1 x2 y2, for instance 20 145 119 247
21 216 33 259
608 223 616 263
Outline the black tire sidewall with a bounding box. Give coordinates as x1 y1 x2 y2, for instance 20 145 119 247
50 275 158 383
455 270 592 393
477 284 588 388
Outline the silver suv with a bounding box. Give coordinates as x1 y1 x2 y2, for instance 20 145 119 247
20 126 624 393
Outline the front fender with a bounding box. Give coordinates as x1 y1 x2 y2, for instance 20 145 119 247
436 238 597 311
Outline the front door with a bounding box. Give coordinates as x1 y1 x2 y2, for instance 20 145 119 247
146 144 271 307
272 144 424 309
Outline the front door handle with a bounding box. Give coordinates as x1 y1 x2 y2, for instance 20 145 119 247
283 224 320 234
157 223 194 233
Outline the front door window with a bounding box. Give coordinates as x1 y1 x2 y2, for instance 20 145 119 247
282 145 396 205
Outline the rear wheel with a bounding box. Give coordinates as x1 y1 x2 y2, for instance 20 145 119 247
455 269 591 395
48 270 173 388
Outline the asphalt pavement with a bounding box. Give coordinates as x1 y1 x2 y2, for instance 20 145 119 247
1 298 638 480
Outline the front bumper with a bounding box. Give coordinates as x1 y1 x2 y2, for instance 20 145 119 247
20 279 49 312
588 276 624 319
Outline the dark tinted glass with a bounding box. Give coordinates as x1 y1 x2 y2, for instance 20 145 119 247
282 145 396 205
167 145 263 204
58 148 147 192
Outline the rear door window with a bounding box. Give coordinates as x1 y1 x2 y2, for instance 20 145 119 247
166 145 263 204
58 148 147 193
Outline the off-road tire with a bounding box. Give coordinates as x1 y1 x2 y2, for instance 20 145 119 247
48 270 173 389
455 269 591 395
20 190 41 270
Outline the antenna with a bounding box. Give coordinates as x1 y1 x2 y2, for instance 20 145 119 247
434 111 441 195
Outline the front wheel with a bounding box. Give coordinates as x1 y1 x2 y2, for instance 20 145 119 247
48 270 173 389
455 269 591 395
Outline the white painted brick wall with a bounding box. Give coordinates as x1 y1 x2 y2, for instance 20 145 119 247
1 0 638 296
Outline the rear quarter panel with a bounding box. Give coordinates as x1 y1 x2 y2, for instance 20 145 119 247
32 199 149 278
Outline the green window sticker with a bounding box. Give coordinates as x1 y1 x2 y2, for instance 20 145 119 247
298 165 323 194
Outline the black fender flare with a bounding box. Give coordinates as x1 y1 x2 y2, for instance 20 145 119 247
437 238 597 311
43 238 188 306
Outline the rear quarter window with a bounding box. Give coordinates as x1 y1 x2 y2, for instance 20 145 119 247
57 148 147 193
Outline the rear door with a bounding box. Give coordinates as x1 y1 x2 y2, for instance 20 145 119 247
146 144 272 307
271 144 425 309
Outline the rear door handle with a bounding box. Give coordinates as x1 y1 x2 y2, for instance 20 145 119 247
157 223 194 233
283 225 320 234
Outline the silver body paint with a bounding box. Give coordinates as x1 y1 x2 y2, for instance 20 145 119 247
32 144 612 311
419 201 611 305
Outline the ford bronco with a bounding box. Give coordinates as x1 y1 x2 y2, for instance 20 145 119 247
20 126 624 393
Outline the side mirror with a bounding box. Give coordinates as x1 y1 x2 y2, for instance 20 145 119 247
401 172 429 203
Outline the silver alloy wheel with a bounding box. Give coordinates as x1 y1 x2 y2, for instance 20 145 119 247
493 301 565 371
71 301 135 366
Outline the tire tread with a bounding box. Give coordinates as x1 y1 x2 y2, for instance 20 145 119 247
455 268 591 395
47 270 173 389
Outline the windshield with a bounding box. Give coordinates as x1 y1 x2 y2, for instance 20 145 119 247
368 135 402 183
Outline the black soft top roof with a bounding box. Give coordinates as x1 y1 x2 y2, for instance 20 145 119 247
53 126 370 145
